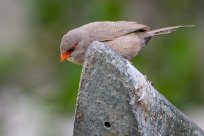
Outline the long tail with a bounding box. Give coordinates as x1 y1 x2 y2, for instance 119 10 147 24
148 25 194 36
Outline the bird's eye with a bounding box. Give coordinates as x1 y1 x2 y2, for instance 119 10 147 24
66 47 75 55
68 48 74 52
68 43 77 52
66 43 77 54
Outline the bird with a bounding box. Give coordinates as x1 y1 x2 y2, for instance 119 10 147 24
60 21 193 64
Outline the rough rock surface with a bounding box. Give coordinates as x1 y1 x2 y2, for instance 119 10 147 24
73 41 204 136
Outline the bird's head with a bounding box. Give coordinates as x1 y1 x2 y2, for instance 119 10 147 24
60 30 81 63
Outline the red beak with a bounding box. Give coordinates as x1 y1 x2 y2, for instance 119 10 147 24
61 52 69 63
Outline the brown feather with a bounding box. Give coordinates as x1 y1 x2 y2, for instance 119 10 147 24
80 21 149 41
60 21 194 65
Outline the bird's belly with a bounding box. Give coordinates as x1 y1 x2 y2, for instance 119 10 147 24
104 33 142 60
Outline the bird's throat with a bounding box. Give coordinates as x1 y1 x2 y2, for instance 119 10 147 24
67 57 82 65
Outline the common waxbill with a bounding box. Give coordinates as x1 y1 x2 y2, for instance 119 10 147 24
60 21 192 64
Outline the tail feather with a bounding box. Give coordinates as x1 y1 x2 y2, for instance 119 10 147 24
148 25 194 36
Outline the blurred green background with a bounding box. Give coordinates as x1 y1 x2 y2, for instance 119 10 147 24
0 0 204 135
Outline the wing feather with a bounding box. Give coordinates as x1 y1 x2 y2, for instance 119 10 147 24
80 21 149 41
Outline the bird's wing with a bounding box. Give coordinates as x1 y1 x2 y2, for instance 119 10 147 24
80 21 149 41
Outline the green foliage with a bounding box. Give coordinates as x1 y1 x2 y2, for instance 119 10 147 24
2 0 203 115
25 0 126 114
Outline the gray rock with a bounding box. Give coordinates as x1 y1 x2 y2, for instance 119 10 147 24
73 41 204 136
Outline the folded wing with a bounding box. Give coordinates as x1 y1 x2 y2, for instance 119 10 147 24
80 21 149 41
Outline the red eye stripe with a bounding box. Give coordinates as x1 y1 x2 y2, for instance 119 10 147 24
60 43 77 63
67 43 77 53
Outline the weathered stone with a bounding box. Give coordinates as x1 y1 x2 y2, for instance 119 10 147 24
73 41 204 136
